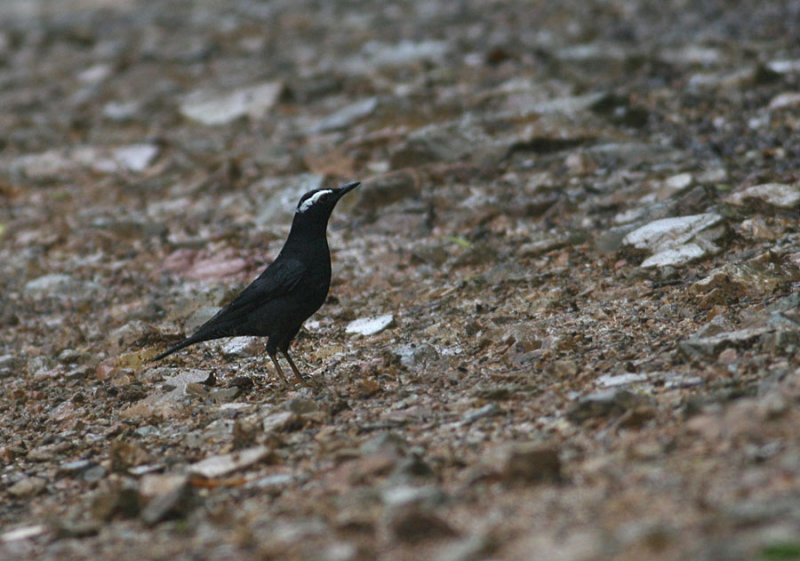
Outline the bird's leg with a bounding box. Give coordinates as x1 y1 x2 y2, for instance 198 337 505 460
268 351 290 386
282 350 313 388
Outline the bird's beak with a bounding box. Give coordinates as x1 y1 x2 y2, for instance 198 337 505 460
335 181 360 198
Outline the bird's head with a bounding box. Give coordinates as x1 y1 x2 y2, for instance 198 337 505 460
295 181 360 218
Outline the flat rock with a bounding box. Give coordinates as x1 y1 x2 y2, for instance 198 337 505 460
120 369 211 420
180 81 283 126
726 183 800 210
346 314 395 336
0 525 48 543
24 274 98 298
568 389 654 424
597 373 648 387
221 336 262 358
623 214 723 252
641 243 707 268
139 474 194 526
680 326 774 358
8 476 47 497
490 442 562 485
189 445 270 478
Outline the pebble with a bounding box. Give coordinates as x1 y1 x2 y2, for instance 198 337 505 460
0 354 19 378
392 343 439 369
110 144 159 172
139 474 194 526
597 373 648 387
189 445 270 478
58 459 95 477
384 503 458 543
623 213 724 268
623 213 723 253
768 92 800 111
679 326 773 358
0 525 48 543
346 314 395 336
8 476 47 498
568 389 654 423
361 39 449 68
179 81 283 126
492 442 562 485
24 274 79 297
221 336 261 358
725 182 800 210
460 403 502 425
641 243 707 268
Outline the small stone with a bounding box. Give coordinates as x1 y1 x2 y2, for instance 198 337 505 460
0 525 47 543
493 443 562 485
0 354 19 378
346 314 395 336
641 243 707 268
24 274 79 297
356 170 420 215
8 476 47 498
435 534 496 561
110 144 159 173
361 40 449 68
58 459 95 477
262 411 297 433
623 214 723 253
568 389 654 423
664 172 694 192
361 432 408 456
91 479 140 521
726 182 800 210
679 326 773 358
392 343 439 369
385 503 458 543
220 336 261 358
139 474 194 526
768 92 800 111
461 403 501 424
189 445 270 478
597 373 648 387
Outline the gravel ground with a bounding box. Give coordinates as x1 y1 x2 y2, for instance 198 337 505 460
1 1 799 560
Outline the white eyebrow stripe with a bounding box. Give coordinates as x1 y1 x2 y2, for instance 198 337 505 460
298 189 333 213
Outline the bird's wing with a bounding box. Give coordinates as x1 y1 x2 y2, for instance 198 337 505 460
196 257 307 332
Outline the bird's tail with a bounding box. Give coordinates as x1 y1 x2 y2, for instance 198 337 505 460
152 333 208 362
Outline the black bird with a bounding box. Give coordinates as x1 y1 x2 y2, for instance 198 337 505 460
153 181 360 385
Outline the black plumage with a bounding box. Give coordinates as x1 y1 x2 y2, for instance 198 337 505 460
153 181 359 385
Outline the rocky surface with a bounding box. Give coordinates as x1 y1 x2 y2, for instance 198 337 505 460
1 1 800 560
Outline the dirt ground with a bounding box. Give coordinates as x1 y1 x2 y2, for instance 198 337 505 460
1 1 800 560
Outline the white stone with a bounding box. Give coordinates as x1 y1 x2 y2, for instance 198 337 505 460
221 336 260 358
623 213 722 252
726 183 800 209
0 525 47 542
664 172 693 191
641 243 707 268
769 92 800 111
180 81 282 126
111 144 159 172
597 373 648 387
346 314 395 336
189 445 270 478
24 274 75 295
